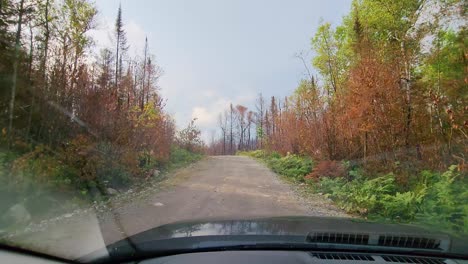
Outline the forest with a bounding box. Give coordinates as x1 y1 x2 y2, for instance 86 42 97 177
0 0 203 223
0 0 466 234
210 0 467 233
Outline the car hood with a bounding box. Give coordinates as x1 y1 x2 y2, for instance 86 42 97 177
81 216 468 263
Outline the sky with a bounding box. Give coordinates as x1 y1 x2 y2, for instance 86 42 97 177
89 0 353 141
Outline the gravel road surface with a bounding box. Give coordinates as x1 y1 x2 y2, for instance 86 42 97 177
6 156 347 259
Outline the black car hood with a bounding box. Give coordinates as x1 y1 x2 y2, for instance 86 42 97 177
81 216 467 263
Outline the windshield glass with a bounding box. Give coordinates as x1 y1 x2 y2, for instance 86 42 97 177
0 0 467 261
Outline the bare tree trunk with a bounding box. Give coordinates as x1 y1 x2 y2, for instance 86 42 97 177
247 124 251 150
41 0 50 89
401 41 412 147
146 69 150 104
133 62 138 99
8 0 25 149
26 24 35 145
141 37 148 110
230 104 234 154
115 37 120 104
321 32 338 93
222 130 226 155
255 93 265 149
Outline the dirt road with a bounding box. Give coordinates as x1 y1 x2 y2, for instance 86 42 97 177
8 156 347 259
102 156 312 242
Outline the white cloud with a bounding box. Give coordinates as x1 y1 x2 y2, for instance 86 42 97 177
88 16 114 51
87 17 147 58
191 107 215 126
191 98 230 128
125 20 147 57
189 92 257 143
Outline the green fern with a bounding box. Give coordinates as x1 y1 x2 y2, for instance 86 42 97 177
316 165 467 234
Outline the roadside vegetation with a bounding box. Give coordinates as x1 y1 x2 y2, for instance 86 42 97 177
239 150 468 235
217 0 467 236
1 0 466 237
0 1 204 228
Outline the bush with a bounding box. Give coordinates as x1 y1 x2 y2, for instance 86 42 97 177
305 160 346 181
166 146 203 169
267 154 313 181
10 146 76 191
249 150 268 159
61 140 135 190
239 151 314 181
92 142 135 188
268 151 282 160
317 176 347 196
7 139 138 196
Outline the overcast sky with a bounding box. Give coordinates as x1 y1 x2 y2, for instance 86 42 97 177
89 0 352 141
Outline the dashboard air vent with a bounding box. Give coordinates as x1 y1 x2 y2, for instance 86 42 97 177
308 232 369 245
382 255 446 264
311 253 375 261
378 235 441 250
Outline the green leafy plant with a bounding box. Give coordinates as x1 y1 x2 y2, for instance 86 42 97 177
267 154 313 181
315 165 467 234
417 166 468 233
166 146 203 170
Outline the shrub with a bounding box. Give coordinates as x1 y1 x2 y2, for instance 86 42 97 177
268 151 282 160
268 154 313 181
236 150 266 159
317 176 347 196
167 146 203 169
139 150 160 172
239 151 314 181
92 142 138 188
60 138 135 191
305 160 346 181
10 146 75 191
249 150 267 159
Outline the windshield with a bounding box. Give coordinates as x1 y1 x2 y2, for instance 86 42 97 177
0 0 466 262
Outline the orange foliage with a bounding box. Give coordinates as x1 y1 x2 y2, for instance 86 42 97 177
335 52 406 161
262 44 464 171
305 160 346 181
